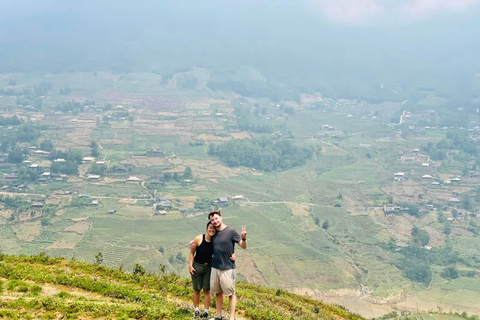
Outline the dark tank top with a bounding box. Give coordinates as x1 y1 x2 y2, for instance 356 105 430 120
194 234 213 264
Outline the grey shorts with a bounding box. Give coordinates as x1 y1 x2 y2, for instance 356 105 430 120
210 267 236 296
191 261 212 291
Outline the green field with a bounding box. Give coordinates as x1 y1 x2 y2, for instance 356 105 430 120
1 72 480 318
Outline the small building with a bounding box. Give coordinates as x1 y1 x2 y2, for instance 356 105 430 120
422 174 432 179
29 163 40 168
31 202 45 208
78 194 90 198
394 172 405 181
232 195 244 200
154 202 172 211
421 163 430 167
90 200 102 206
108 210 116 214
155 196 169 203
217 197 229 207
125 176 142 183
34 150 50 156
30 196 45 202
383 204 397 213
3 174 17 181
54 158 66 163
146 149 166 157
447 197 461 203
82 157 95 162
86 174 101 180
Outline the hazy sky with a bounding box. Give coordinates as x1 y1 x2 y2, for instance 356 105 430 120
0 0 479 89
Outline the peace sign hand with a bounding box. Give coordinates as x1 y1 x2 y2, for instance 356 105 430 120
241 225 247 240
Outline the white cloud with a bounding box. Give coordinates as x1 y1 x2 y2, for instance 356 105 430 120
307 0 480 23
403 0 480 16
308 0 384 23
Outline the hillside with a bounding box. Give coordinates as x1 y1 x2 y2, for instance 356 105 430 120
1 72 480 317
0 253 366 320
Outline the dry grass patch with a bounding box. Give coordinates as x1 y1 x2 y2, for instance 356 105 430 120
118 198 136 204
98 138 131 145
381 180 425 203
46 241 76 250
236 251 267 286
177 196 197 209
169 158 242 179
423 226 445 247
285 203 311 216
230 132 251 139
190 120 223 131
120 156 170 167
63 220 90 234
385 215 413 242
11 220 42 242
196 133 231 141
451 226 475 237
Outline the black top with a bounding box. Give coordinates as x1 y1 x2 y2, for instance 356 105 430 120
194 234 214 264
211 226 241 270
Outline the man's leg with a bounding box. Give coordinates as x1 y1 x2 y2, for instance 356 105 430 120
215 292 223 318
228 294 236 320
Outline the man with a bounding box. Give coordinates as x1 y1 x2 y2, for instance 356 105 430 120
208 210 247 320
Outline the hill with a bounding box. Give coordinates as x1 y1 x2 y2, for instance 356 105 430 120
0 253 365 320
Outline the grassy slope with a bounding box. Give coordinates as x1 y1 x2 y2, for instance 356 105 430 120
0 254 365 320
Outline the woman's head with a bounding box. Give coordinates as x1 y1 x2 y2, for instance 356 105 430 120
206 221 216 237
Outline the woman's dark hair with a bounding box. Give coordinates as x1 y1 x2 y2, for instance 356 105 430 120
206 221 212 229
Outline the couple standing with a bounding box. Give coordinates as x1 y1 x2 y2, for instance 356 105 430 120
189 210 247 320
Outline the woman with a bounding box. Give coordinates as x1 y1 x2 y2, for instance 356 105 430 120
189 221 215 320
189 221 234 320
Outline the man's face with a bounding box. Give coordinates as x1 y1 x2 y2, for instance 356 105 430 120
210 214 222 228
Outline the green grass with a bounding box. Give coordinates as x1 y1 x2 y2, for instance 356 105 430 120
0 253 366 320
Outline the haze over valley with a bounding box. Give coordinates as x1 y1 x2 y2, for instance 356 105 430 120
1 1 480 319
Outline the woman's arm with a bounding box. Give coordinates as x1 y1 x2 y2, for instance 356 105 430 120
189 235 201 275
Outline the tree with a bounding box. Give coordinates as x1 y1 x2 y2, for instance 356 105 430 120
68 149 83 164
440 265 459 280
183 166 193 180
94 252 104 266
322 220 329 230
412 226 430 246
40 139 54 151
7 147 24 163
133 263 145 275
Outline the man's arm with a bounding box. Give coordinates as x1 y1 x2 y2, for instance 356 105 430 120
238 225 247 249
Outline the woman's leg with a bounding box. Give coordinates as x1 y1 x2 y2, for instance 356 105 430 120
193 290 200 308
203 290 211 310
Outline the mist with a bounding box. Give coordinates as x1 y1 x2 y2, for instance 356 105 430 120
1 0 479 100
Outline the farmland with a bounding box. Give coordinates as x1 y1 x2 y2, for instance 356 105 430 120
1 71 480 318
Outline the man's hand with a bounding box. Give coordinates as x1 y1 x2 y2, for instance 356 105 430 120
189 240 197 250
230 253 236 261
241 225 247 240
189 265 196 275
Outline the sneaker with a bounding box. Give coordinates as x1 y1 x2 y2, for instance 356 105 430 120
202 311 209 320
193 310 200 319
213 317 223 320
